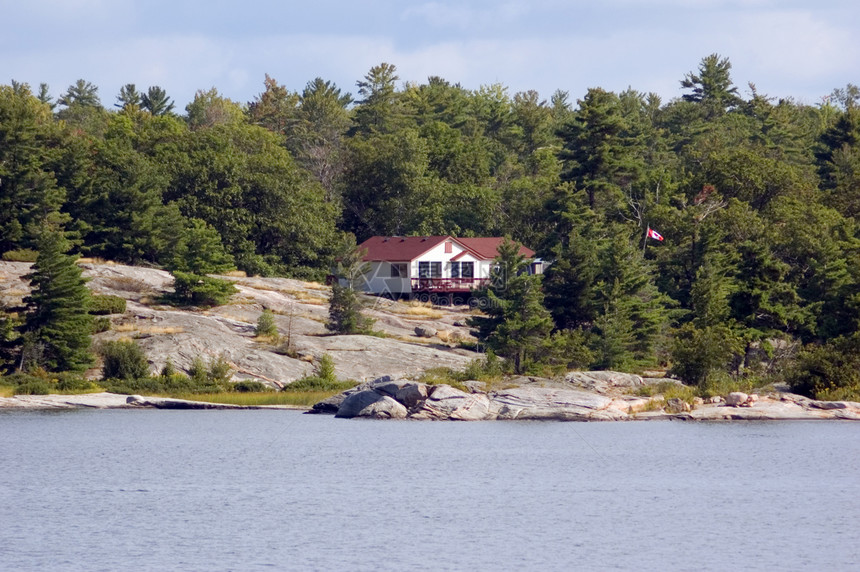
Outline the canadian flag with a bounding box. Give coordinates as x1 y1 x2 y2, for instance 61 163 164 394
647 228 664 241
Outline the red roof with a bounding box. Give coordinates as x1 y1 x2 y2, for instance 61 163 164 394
457 237 535 260
359 236 534 262
358 236 449 261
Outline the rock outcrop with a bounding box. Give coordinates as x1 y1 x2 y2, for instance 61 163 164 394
307 376 860 422
0 261 478 387
317 378 651 421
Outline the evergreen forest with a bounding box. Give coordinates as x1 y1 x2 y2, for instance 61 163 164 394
2 54 859 397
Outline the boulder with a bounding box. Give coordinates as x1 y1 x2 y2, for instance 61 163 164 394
414 325 437 338
725 392 749 407
355 395 408 419
665 398 691 413
372 379 412 397
335 389 385 418
409 384 492 420
310 392 350 414
394 382 429 408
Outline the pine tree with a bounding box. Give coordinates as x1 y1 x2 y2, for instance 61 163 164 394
469 240 554 373
591 228 669 368
541 198 601 330
141 86 175 116
326 239 374 334
22 227 94 372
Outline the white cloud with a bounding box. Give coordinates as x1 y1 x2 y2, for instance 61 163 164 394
4 0 858 109
401 1 533 30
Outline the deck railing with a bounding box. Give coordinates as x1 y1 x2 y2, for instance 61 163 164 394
411 277 489 292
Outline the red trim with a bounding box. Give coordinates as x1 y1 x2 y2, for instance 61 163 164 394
411 278 488 292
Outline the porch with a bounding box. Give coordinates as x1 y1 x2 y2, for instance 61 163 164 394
411 277 489 293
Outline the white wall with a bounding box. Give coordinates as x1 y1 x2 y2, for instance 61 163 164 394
358 261 411 295
360 239 497 295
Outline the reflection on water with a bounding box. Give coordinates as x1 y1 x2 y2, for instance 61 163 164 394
1 410 858 571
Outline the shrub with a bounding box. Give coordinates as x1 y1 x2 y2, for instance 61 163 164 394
92 317 111 333
285 354 356 392
789 333 860 400
188 354 234 390
99 340 150 381
56 374 100 393
90 294 127 315
2 249 39 262
255 309 278 338
233 380 271 392
169 272 237 307
16 379 52 395
669 323 743 387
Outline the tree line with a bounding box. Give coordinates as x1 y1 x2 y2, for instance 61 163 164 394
1 54 859 397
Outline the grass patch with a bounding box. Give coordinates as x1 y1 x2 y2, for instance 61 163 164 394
418 368 470 392
285 290 328 305
77 257 117 265
169 391 331 407
418 356 504 392
283 378 357 392
253 334 281 345
0 384 15 398
697 374 758 399
402 305 443 319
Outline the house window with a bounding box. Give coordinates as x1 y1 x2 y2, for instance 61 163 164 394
390 263 407 277
461 261 474 278
419 261 442 278
444 241 453 253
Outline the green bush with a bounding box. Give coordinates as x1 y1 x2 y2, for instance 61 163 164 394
90 294 127 315
188 354 234 391
168 271 238 307
16 379 52 394
669 323 743 387
255 309 278 338
2 248 39 262
92 317 111 333
285 354 356 392
2 370 99 395
99 340 150 381
233 380 271 392
56 375 100 393
789 333 860 400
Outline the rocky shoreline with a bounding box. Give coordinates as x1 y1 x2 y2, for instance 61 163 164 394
3 382 859 420
3 371 859 420
309 374 860 421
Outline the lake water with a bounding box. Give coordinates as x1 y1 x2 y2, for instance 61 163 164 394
0 410 858 571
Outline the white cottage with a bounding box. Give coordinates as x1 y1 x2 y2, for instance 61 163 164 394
356 235 538 301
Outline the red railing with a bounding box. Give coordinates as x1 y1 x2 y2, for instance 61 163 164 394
411 277 488 292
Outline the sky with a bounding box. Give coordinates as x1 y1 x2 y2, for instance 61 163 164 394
3 0 859 110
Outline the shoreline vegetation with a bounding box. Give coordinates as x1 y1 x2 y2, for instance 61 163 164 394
2 377 859 421
2 60 860 405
